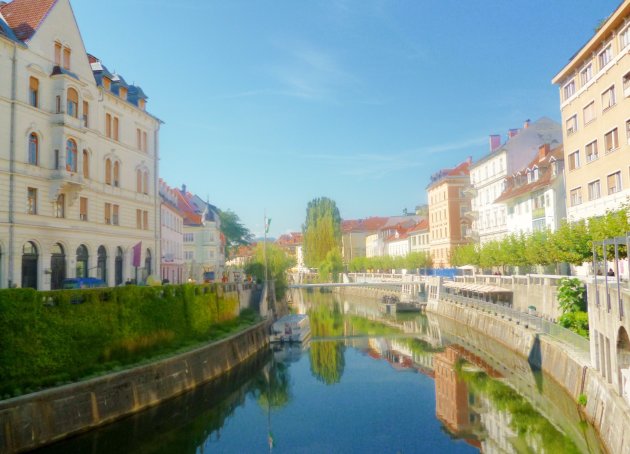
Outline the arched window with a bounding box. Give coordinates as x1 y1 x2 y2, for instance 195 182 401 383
50 243 66 290
28 133 38 165
76 244 88 279
67 88 78 118
21 241 38 289
29 77 39 107
115 247 123 286
97 246 107 283
143 171 149 195
113 161 120 187
66 139 77 172
82 150 89 178
136 169 142 193
105 158 112 185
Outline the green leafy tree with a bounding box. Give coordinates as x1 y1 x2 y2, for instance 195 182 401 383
302 198 342 268
318 248 344 283
550 219 592 265
451 243 479 267
244 243 294 299
219 210 253 257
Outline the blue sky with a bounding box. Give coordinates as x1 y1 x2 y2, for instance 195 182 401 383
71 0 619 237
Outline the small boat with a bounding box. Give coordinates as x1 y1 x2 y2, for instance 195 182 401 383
270 314 311 343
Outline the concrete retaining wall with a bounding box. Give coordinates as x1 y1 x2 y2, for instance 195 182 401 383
428 300 630 454
0 321 269 453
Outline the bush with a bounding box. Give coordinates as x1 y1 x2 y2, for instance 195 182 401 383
0 284 246 396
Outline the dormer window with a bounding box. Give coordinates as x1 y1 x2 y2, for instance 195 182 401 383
103 77 111 91
63 47 71 70
139 99 145 110
54 41 62 66
119 86 127 100
533 167 539 181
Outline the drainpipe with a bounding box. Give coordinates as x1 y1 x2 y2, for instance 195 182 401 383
8 42 18 288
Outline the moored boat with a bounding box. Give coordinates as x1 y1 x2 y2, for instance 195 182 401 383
270 314 311 343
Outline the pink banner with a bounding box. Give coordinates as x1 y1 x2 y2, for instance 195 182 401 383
132 241 142 267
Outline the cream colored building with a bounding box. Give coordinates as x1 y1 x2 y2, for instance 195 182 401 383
159 180 184 284
0 0 161 289
552 1 630 221
427 158 472 268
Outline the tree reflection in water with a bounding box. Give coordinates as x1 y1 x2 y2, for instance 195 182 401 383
307 301 345 385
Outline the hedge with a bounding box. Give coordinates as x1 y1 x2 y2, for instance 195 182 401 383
0 284 242 397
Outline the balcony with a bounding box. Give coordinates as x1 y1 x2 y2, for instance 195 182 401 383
463 228 479 241
532 207 545 220
462 186 477 198
462 210 479 221
49 168 84 203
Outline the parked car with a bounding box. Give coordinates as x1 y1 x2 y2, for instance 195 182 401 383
62 277 106 289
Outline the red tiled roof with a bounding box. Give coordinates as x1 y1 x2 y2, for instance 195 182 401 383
1 0 57 42
406 219 429 233
342 217 389 233
495 145 563 203
276 232 303 246
174 189 202 225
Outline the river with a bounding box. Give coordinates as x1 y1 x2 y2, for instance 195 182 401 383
34 290 606 453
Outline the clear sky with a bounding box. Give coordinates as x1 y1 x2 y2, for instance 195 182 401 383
71 0 619 238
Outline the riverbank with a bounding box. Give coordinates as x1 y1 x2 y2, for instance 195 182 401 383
0 320 270 453
428 298 630 454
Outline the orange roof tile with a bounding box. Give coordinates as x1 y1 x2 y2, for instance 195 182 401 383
1 0 57 42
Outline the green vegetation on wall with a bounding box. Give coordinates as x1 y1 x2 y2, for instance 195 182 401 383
451 204 630 269
0 284 247 397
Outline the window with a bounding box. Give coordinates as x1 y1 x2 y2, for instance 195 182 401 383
105 113 112 138
113 116 119 141
139 99 146 110
103 77 111 91
143 171 148 195
184 251 193 260
80 197 88 221
184 233 194 242
66 139 77 172
27 187 37 214
29 77 38 107
28 133 38 165
55 95 61 114
582 106 597 131
136 209 142 229
566 115 577 135
563 79 575 100
136 169 142 192
82 150 89 178
62 47 71 70
67 88 78 118
113 161 120 187
581 64 593 85
568 150 580 171
608 171 622 195
54 41 62 66
105 158 112 185
55 194 65 218
627 119 630 145
602 86 616 111
142 132 147 152
585 140 598 162
113 204 119 225
599 45 612 69
588 180 601 200
624 72 630 97
105 203 112 224
82 101 89 127
620 25 630 49
533 167 539 181
604 128 619 153
119 86 127 100
136 129 141 150
570 187 582 206
143 210 149 230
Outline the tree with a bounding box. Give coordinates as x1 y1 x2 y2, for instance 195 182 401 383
244 243 294 298
302 197 341 268
318 248 344 283
219 210 253 257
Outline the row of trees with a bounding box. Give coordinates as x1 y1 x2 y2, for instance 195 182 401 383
348 252 432 273
451 206 630 270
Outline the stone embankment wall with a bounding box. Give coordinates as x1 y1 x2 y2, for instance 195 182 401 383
428 299 630 454
336 285 397 301
0 321 269 453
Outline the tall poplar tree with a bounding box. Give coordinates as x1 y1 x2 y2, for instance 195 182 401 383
302 197 342 268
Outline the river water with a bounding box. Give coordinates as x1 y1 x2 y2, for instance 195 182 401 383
35 290 606 453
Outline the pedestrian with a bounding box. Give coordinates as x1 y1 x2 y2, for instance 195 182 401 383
607 268 615 277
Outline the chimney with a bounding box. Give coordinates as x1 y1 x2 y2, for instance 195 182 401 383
181 184 187 193
489 134 501 152
508 128 519 139
538 143 550 161
523 119 531 129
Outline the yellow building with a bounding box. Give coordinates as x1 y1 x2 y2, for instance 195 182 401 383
552 0 630 221
427 158 472 268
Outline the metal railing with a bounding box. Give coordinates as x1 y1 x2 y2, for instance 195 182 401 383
441 292 590 362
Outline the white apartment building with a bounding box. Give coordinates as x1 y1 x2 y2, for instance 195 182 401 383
552 0 630 221
159 180 184 284
408 220 430 255
0 0 161 289
176 186 224 282
495 145 566 235
468 118 562 244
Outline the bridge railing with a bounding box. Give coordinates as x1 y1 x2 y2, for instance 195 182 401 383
348 273 426 283
440 292 590 363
